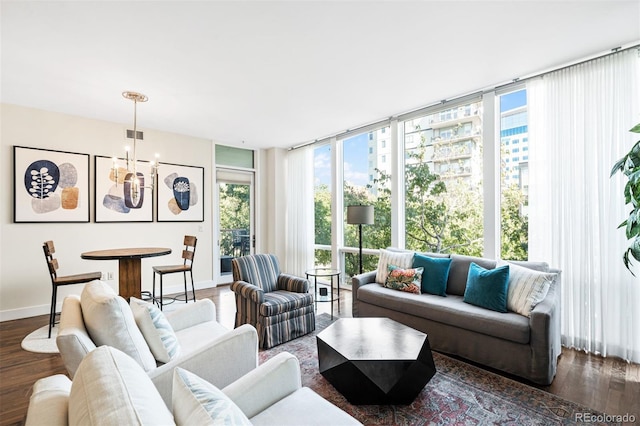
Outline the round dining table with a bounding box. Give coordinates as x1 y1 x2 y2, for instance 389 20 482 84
81 247 171 300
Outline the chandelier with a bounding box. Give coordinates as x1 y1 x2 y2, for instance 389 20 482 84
111 91 159 208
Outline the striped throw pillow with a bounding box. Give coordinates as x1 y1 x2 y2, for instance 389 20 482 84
500 261 556 317
130 297 181 363
376 249 414 284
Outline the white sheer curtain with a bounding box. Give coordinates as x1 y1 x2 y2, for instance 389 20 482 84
528 48 640 363
284 146 314 277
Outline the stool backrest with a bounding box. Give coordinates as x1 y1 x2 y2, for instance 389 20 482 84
43 240 58 281
182 235 197 267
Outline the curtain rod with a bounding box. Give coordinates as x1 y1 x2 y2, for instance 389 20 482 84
289 40 640 152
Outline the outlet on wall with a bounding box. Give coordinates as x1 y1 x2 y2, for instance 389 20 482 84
106 272 114 280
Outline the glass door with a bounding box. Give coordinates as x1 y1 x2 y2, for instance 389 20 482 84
216 169 254 281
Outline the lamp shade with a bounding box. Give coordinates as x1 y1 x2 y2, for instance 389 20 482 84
347 205 374 225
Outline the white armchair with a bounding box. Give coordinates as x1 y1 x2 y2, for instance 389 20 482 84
56 280 258 409
26 347 362 426
224 352 362 425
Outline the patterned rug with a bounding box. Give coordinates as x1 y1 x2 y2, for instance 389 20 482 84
259 314 606 425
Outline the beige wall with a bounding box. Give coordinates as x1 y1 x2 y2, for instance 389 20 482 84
0 104 218 320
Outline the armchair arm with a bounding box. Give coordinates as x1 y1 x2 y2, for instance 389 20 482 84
56 295 97 379
149 324 259 410
529 269 562 384
25 375 72 426
222 352 301 419
277 273 310 293
231 280 265 304
351 270 377 318
165 298 216 332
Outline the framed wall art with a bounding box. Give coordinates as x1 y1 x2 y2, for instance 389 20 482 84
156 162 204 222
13 146 90 223
94 155 154 222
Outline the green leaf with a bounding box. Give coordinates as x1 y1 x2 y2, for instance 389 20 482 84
630 143 640 165
629 219 640 240
625 182 632 204
611 156 628 177
618 219 628 229
630 123 640 133
631 238 640 262
630 170 640 186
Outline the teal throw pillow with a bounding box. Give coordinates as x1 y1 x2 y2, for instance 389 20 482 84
384 265 423 295
412 253 451 296
463 262 510 313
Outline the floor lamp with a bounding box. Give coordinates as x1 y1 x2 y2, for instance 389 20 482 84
347 205 374 275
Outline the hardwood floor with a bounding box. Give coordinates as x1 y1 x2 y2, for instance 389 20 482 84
1 285 638 425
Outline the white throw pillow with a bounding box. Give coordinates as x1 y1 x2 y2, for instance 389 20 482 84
376 249 413 284
80 281 156 372
499 261 556 317
130 297 181 363
172 367 252 426
69 346 174 425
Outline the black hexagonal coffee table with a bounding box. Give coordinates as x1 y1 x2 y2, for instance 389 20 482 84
316 317 436 405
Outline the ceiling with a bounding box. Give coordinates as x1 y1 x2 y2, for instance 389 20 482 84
2 1 639 150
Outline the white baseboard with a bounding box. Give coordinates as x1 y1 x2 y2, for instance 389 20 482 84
0 280 217 322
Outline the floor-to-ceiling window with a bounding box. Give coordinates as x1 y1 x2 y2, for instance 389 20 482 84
402 99 484 256
304 46 640 364
499 88 529 260
342 128 392 279
314 143 332 268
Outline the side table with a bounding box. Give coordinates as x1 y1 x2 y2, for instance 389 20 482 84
305 268 340 320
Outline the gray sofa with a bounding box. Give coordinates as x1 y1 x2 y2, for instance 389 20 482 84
352 252 562 385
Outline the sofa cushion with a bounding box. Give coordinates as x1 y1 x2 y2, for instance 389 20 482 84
500 261 556 317
80 281 156 372
69 346 174 425
376 249 413 284
174 321 229 353
249 387 361 426
413 253 451 296
357 284 530 344
260 291 314 316
130 297 181 363
172 367 252 426
384 265 423 294
463 262 510 313
448 255 497 296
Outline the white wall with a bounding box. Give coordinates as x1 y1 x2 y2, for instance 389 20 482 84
0 104 217 320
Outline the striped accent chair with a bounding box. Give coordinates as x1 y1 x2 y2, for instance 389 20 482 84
231 254 315 348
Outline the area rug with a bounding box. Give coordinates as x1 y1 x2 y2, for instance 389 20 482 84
259 314 606 426
21 325 59 354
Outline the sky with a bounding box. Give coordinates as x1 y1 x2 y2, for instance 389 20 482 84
315 89 527 189
500 89 527 112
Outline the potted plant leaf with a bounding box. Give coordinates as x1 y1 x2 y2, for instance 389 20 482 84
610 123 640 275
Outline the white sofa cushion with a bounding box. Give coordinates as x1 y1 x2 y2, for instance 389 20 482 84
80 281 156 372
172 367 252 426
130 297 181 363
500 261 556 317
69 346 174 425
250 387 360 426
